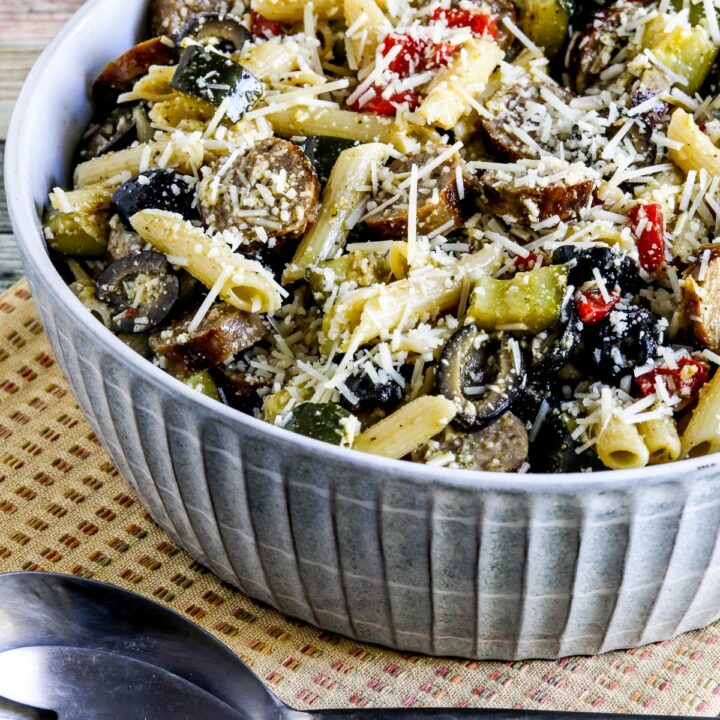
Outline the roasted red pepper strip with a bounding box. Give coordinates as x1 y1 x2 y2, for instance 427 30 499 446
575 288 621 324
250 11 282 39
629 203 666 273
635 356 710 399
380 32 454 76
349 84 420 116
429 7 498 37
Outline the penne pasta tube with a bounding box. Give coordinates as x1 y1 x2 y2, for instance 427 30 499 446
241 40 301 80
418 37 503 130
353 396 457 458
681 371 720 458
266 106 426 151
130 209 284 313
344 0 392 69
323 243 503 351
120 64 177 103
668 108 720 176
284 142 391 283
638 415 682 465
74 135 205 188
596 415 650 470
251 0 342 21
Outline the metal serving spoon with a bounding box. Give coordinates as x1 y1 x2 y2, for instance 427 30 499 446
0 573 698 720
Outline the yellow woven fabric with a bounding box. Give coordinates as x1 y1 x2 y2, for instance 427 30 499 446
2 279 720 716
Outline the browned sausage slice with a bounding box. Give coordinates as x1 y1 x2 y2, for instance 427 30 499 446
149 303 266 373
480 170 594 224
150 0 229 38
568 4 626 94
107 222 145 262
93 37 176 108
364 145 464 239
480 81 575 161
198 138 320 254
412 412 529 471
684 250 720 352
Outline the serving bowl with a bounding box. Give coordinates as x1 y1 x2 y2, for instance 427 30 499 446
8 0 720 660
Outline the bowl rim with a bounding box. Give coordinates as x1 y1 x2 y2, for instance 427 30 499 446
6 0 719 494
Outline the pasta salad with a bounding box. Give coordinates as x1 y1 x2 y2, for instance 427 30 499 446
44 0 720 472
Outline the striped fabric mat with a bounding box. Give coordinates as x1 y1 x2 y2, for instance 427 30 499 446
2 277 720 716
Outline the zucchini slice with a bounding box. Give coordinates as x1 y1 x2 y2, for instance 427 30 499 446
468 265 568 334
171 45 263 122
299 136 358 186
285 402 357 446
516 0 572 58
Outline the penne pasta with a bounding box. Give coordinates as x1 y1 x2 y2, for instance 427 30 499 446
418 37 503 130
284 142 391 283
353 395 457 458
681 372 720 458
323 243 503 352
596 415 650 470
668 108 720 177
344 0 392 69
130 209 284 313
639 416 682 465
74 135 205 188
266 106 428 151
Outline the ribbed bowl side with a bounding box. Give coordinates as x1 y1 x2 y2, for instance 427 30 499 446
20 257 720 659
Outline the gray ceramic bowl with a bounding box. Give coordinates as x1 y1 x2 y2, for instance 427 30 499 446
8 0 720 661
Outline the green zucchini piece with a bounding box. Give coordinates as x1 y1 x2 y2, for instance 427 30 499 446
182 370 221 400
468 265 568 334
285 402 356 446
516 0 571 59
171 45 263 123
643 15 717 95
299 136 358 185
44 210 110 258
306 253 392 301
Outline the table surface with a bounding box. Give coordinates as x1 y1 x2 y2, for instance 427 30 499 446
0 0 85 291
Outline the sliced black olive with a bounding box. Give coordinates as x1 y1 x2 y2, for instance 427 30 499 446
76 106 137 163
529 412 603 473
212 365 269 412
340 371 404 413
95 251 179 333
529 303 581 379
110 170 196 229
435 326 525 431
584 305 661 380
177 13 252 53
552 244 643 294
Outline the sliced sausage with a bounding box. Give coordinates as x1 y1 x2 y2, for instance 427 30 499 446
149 302 266 373
480 0 518 50
411 412 529 471
627 70 671 164
568 3 626 94
480 81 574 161
150 0 230 38
198 137 320 254
480 170 594 224
364 145 464 238
684 250 720 352
107 221 145 262
93 37 176 109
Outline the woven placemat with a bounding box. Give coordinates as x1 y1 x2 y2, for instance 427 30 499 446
2 279 720 716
